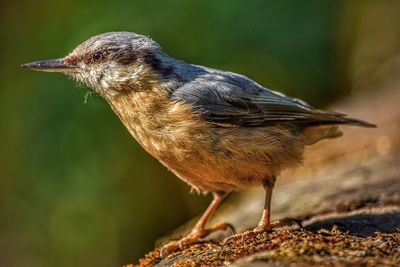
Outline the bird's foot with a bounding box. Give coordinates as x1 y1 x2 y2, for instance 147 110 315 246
160 222 234 258
222 217 302 245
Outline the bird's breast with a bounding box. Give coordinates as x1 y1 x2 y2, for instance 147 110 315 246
106 89 204 160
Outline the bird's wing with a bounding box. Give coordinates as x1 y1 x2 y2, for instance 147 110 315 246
171 70 375 128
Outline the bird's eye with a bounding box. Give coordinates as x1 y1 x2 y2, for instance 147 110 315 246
92 51 105 62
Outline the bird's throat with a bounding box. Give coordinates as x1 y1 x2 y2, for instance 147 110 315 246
104 88 197 159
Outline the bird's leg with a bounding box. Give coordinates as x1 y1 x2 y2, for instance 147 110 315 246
254 180 274 231
183 191 232 239
223 178 302 244
160 191 232 257
255 179 302 231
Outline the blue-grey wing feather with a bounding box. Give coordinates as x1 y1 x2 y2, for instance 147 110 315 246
171 67 373 127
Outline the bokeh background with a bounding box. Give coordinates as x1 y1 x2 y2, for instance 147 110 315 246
1 1 400 266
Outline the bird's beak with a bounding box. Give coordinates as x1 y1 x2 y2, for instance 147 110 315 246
21 58 78 73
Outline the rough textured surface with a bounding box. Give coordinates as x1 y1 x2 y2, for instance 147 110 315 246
133 227 400 267
127 84 400 266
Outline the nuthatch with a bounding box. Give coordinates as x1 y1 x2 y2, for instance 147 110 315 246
22 32 376 256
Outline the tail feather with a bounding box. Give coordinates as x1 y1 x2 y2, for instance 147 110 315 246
308 109 377 128
302 109 375 146
338 116 377 128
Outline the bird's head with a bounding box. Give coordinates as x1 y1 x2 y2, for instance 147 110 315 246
22 32 176 96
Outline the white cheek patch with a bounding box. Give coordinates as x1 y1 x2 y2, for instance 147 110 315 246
70 63 105 94
71 61 147 95
88 67 103 88
100 62 145 91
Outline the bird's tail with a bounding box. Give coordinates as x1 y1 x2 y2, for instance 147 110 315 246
307 109 377 128
302 109 375 146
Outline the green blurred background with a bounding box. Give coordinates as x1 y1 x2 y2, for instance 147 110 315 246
1 1 400 266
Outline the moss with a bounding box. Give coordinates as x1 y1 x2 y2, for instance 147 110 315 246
131 226 400 266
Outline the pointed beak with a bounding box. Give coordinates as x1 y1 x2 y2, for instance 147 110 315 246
21 58 78 73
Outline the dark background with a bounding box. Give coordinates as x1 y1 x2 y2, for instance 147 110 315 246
1 1 400 266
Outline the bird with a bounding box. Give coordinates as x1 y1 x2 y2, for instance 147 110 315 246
22 31 376 256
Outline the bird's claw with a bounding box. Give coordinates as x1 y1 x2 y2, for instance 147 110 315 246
222 228 264 245
159 222 235 258
222 217 302 245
